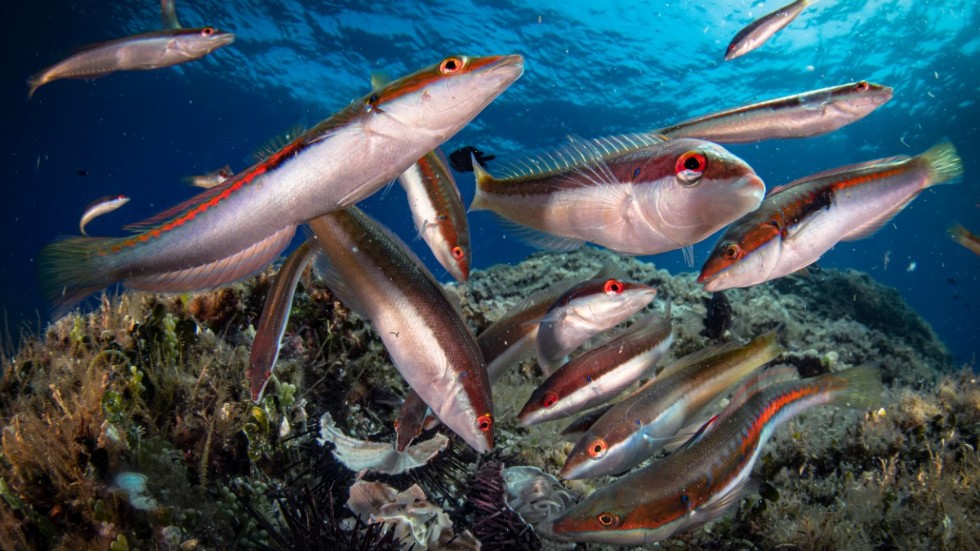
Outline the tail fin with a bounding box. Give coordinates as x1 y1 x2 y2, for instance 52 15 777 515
39 237 119 318
919 141 963 187
828 365 883 410
468 156 493 211
26 74 46 100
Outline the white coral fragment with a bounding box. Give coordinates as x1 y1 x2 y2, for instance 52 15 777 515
317 412 448 476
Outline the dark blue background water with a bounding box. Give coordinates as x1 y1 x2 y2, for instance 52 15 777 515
3 1 977 363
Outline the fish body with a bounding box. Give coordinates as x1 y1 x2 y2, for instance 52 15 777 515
699 141 963 292
27 27 235 98
519 311 672 426
551 366 882 544
40 55 524 317
183 164 234 189
704 291 732 339
79 195 130 236
308 207 494 454
248 241 316 402
471 135 764 255
949 225 980 256
398 148 471 281
655 82 893 143
560 330 783 480
536 277 657 374
725 0 812 61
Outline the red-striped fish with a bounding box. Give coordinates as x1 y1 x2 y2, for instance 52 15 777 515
550 366 881 545
40 55 523 317
949 225 980 256
699 141 962 291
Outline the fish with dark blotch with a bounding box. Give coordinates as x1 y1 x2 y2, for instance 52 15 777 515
27 26 235 99
560 329 784 480
536 277 657 374
470 134 764 255
308 206 494 454
39 54 523 318
398 148 472 282
699 141 963 292
448 146 495 172
653 81 893 144
519 309 672 426
247 241 316 403
182 164 234 189
704 291 732 339
949 225 980 256
551 365 882 545
79 195 130 236
724 0 816 61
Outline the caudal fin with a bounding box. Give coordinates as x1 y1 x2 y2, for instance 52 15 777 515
828 365 883 410
919 141 963 187
39 237 120 318
468 156 493 211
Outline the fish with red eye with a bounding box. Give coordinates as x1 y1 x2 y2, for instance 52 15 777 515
535 276 657 375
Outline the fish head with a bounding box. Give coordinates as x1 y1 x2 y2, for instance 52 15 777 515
550 480 693 545
565 278 657 324
361 54 523 142
429 223 470 282
634 139 765 247
828 81 894 118
560 424 634 479
172 27 236 57
698 220 783 291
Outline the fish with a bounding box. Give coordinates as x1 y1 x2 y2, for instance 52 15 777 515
949 225 980 256
653 82 893 144
704 291 732 339
27 26 235 98
536 276 657 374
394 390 431 452
308 206 494 454
39 54 524 317
79 195 130 236
398 148 472 282
550 365 882 545
518 310 673 426
182 164 234 189
470 135 765 255
725 0 815 61
448 146 495 172
559 330 784 480
699 141 963 292
247 240 316 403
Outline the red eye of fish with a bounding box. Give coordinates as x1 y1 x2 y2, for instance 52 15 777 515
439 57 464 74
477 413 493 432
452 246 465 259
542 392 559 408
603 279 623 295
587 439 607 458
855 80 869 92
723 243 741 261
201 27 214 36
675 151 707 185
597 512 620 527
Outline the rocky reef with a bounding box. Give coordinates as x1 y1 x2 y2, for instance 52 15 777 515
0 247 975 550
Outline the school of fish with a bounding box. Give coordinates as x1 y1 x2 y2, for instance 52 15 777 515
30 0 970 547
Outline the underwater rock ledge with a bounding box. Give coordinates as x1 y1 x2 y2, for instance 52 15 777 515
0 246 974 550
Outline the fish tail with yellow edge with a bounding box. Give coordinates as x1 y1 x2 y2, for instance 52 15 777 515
826 365 883 410
469 156 494 211
919 140 963 187
39 236 123 318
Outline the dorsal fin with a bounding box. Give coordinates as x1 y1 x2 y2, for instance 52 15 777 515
766 156 909 196
252 124 307 163
123 172 244 231
491 133 666 180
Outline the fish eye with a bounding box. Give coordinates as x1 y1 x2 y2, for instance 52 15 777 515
542 392 559 408
632 167 642 180
603 279 623 294
723 243 741 261
439 56 464 74
675 151 707 185
587 438 607 459
451 246 465 259
855 80 869 92
597 512 621 528
680 493 690 506
201 27 214 36
477 413 493 432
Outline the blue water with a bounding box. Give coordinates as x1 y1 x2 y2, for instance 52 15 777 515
4 1 977 363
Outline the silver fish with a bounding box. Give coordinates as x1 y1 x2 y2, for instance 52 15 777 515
182 164 234 189
725 0 814 61
79 195 130 236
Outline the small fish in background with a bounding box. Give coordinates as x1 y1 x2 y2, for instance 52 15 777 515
448 145 495 172
703 291 732 339
79 195 129 236
949 225 980 256
182 164 234 189
699 141 963 292
653 81 893 144
725 0 817 61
